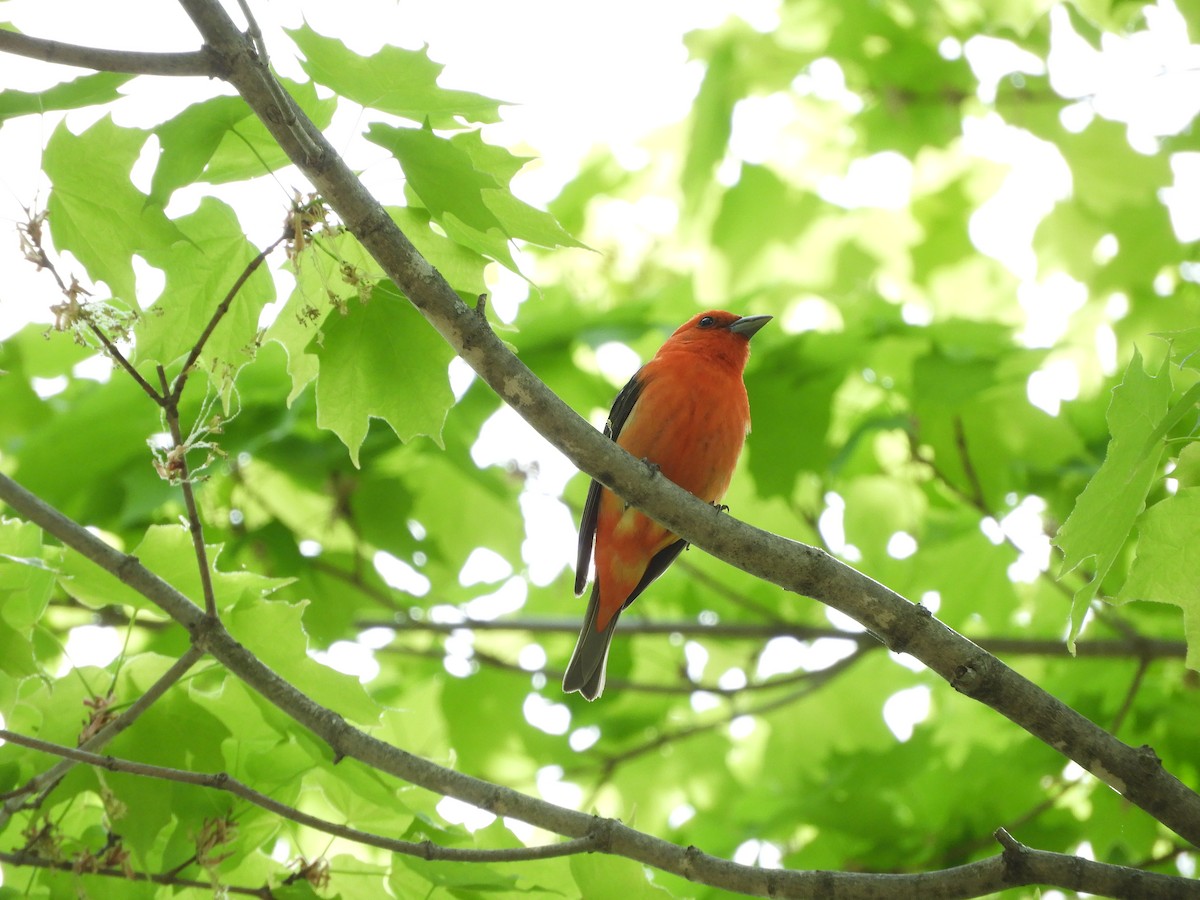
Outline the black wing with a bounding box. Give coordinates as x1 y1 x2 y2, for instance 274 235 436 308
621 538 686 611
574 371 645 595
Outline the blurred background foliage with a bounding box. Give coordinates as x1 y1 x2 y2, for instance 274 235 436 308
0 0 1198 896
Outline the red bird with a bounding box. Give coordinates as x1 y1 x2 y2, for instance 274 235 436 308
563 310 771 700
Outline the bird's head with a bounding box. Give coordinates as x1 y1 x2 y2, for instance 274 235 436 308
661 310 772 367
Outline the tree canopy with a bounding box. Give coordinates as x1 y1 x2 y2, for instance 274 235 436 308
0 1 1198 898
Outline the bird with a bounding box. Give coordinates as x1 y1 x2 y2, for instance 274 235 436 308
563 310 771 700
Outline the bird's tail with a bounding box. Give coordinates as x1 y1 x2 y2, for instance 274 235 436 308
562 582 620 701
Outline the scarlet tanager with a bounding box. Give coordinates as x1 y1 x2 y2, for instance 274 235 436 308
563 310 771 700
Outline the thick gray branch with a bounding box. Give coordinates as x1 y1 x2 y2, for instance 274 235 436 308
167 0 1200 849
0 29 220 76
2 472 1197 899
0 729 599 864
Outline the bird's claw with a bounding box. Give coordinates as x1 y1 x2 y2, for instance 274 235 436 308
641 458 661 477
713 502 729 513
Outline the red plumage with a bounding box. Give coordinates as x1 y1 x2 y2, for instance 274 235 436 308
563 310 770 700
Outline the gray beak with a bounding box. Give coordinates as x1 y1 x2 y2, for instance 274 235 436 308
728 315 772 339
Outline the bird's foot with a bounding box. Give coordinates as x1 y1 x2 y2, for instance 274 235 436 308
641 458 661 478
712 502 729 513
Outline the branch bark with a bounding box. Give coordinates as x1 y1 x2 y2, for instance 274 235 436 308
0 730 599 864
0 29 220 77
1 472 1195 899
164 0 1200 850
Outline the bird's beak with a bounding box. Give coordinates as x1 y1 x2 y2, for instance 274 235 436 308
729 315 772 339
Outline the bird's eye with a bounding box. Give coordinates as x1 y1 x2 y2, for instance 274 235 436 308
698 315 715 328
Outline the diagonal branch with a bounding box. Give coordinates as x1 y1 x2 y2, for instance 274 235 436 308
0 850 270 898
1 472 1197 898
168 235 285 405
0 730 599 864
0 29 221 77
156 366 219 618
165 0 1200 851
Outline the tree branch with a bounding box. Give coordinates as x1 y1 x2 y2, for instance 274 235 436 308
380 614 1189 660
0 730 599 864
1 472 1196 898
0 850 271 898
162 0 1200 850
0 29 221 77
587 651 865 782
156 365 219 618
168 235 285 405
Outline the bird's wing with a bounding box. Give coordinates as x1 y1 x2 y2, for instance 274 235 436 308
621 538 687 611
574 370 645 595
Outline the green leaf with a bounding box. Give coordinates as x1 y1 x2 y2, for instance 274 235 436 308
404 450 525 575
366 124 584 269
149 95 257 205
288 24 504 126
1119 488 1200 669
397 857 523 895
0 620 39 677
368 123 506 234
1054 350 1173 640
199 78 337 184
390 206 492 295
0 71 133 123
682 39 737 210
267 213 488 405
106 687 234 857
135 196 275 389
0 519 55 631
312 284 455 465
225 596 380 725
267 228 382 402
744 332 857 498
1041 117 1175 274
58 524 289 614
0 322 97 378
481 187 588 252
570 851 672 899
44 116 184 304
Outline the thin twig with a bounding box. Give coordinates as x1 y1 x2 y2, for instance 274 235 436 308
157 366 219 618
0 850 271 898
380 614 1187 659
384 641 863 697
89 322 165 404
234 0 269 64
590 650 865 782
49 593 1188 667
0 730 599 863
952 416 989 512
169 236 286 405
1110 657 1151 736
19 212 165 405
